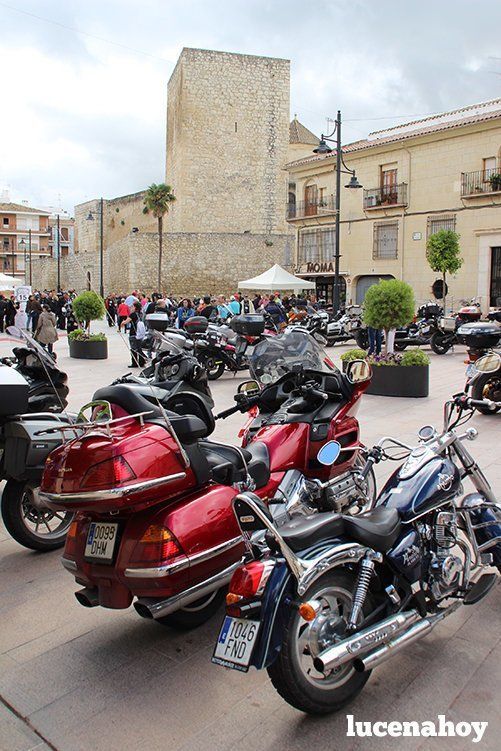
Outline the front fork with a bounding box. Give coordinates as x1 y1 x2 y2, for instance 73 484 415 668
452 439 497 505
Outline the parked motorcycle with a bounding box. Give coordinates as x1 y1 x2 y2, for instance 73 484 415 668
458 322 501 414
394 302 443 351
0 327 74 550
213 366 500 714
430 301 482 355
39 334 374 629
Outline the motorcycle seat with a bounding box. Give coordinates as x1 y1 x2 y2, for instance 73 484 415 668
199 440 270 489
270 512 345 553
343 507 401 552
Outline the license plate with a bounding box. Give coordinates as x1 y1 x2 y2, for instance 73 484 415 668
212 616 260 672
84 522 119 563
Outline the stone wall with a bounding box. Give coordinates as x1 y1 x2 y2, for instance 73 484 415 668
31 230 294 296
166 48 290 236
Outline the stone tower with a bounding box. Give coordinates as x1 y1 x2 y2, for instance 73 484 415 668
166 48 290 238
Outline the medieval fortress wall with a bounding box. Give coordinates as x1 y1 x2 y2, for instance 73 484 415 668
32 48 294 294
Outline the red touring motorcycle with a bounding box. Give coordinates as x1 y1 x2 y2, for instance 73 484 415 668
40 332 374 630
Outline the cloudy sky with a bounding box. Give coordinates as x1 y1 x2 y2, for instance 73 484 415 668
1 0 500 213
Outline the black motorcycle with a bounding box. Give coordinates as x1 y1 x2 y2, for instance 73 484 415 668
458 322 501 414
212 370 500 714
394 303 442 351
0 328 74 550
430 303 482 355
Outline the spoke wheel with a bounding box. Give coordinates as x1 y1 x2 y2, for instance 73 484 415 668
472 372 501 414
267 571 373 714
1 480 73 551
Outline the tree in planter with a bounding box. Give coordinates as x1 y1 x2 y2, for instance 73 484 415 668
143 183 176 291
426 229 463 315
72 291 106 338
363 279 415 354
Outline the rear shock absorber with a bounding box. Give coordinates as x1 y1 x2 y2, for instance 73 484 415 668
347 550 382 630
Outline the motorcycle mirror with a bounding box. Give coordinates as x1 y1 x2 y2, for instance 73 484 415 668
6 326 23 339
317 440 342 466
237 380 260 396
473 353 501 374
345 359 372 384
418 424 436 441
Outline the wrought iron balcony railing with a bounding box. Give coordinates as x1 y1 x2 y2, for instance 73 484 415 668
363 183 408 209
461 167 501 196
286 195 336 220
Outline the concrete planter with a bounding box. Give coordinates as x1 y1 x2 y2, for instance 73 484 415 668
69 338 108 360
365 365 429 398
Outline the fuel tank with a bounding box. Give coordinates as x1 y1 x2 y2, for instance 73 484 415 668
379 449 461 522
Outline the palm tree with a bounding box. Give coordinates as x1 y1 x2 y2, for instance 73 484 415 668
143 183 176 291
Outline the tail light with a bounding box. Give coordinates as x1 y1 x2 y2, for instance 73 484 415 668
129 524 184 566
64 519 79 558
81 456 136 490
226 560 274 604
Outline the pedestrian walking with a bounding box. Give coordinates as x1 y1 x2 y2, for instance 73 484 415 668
35 305 58 355
120 301 146 368
117 298 129 329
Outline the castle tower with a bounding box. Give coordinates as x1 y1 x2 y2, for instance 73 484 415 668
166 48 290 237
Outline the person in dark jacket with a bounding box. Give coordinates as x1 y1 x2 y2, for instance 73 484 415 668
26 295 42 332
199 296 217 320
5 297 16 327
265 295 286 326
0 295 8 332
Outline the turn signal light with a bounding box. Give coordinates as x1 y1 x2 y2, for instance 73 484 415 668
226 592 243 605
129 524 183 566
64 519 79 558
81 456 136 489
298 599 322 622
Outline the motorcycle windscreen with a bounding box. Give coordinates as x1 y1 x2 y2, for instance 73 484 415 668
248 329 334 385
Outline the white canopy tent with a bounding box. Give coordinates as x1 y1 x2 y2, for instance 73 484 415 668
238 264 315 291
0 273 20 289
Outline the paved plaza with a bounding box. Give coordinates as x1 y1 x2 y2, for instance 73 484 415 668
0 325 500 751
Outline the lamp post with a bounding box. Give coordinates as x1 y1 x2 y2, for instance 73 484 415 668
56 214 61 292
86 198 104 298
313 110 362 312
19 238 27 284
29 228 32 287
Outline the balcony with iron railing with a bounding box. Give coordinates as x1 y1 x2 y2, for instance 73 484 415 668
286 195 336 220
461 166 501 197
363 183 408 210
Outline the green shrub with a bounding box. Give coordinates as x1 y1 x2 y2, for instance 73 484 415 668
340 348 368 362
400 349 430 367
363 279 415 353
68 329 106 342
72 291 106 335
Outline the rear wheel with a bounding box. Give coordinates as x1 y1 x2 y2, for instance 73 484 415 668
471 372 501 414
354 329 368 349
431 331 453 355
155 587 225 630
394 340 407 352
1 480 73 551
267 571 372 714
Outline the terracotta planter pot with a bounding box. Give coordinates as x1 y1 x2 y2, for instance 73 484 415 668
365 365 429 398
69 339 108 360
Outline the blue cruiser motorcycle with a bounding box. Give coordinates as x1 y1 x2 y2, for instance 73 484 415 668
212 356 501 714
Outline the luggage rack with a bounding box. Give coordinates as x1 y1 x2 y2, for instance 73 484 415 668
34 409 155 442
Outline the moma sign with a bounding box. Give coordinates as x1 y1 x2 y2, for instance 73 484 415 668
301 262 335 274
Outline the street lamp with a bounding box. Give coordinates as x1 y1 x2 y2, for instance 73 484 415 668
19 229 33 286
313 110 363 312
86 197 104 298
19 238 26 284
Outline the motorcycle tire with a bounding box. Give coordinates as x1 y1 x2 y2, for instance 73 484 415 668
267 570 373 715
430 331 453 355
1 480 73 551
354 330 369 349
393 341 408 352
198 355 225 380
471 372 501 414
155 587 225 630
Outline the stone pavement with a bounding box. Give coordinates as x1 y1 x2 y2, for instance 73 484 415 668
0 324 500 751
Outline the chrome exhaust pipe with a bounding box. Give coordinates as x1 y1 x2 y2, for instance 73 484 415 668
353 601 462 672
74 587 99 608
134 562 239 620
313 609 420 673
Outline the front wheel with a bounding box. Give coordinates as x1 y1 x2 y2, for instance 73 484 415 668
354 329 368 349
471 372 501 414
198 354 225 380
154 587 225 630
267 571 372 714
1 480 73 551
430 331 453 355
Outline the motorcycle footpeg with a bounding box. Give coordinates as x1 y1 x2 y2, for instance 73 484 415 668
463 573 498 605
